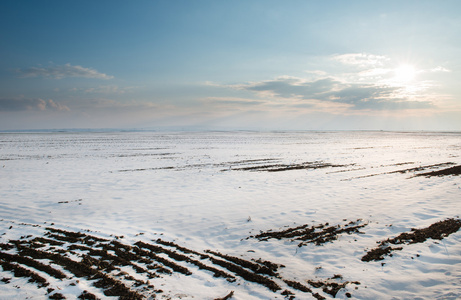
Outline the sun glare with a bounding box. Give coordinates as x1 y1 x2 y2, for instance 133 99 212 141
393 64 416 83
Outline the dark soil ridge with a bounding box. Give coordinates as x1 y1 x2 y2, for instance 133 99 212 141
3 231 158 299
345 162 455 180
0 250 66 279
247 219 367 247
117 159 348 173
0 225 361 299
153 237 359 298
135 237 360 298
204 252 282 292
0 258 48 288
414 165 461 177
328 161 413 174
136 240 282 292
362 218 461 262
140 240 236 280
228 161 348 172
118 158 280 172
205 250 282 277
15 245 144 299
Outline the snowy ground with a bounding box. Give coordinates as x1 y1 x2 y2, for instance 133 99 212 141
0 131 460 299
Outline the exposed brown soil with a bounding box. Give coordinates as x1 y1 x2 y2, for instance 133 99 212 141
283 279 312 293
229 161 347 172
77 290 99 299
205 250 282 277
58 199 83 204
247 219 367 247
346 162 455 180
214 290 234 300
307 275 360 298
49 292 65 299
202 250 281 292
117 158 348 173
362 218 461 262
415 165 461 177
0 259 48 288
119 158 281 172
0 251 66 279
0 224 361 299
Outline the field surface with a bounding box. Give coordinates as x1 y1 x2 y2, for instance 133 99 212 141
0 131 460 299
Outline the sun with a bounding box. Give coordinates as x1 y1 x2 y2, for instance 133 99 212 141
393 64 416 83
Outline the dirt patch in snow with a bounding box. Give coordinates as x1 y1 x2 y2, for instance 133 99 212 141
362 218 461 262
117 159 348 173
246 219 367 247
0 223 363 299
344 162 456 180
414 165 461 177
228 161 348 172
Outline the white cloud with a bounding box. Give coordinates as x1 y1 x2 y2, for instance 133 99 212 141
429 66 451 73
17 63 114 79
0 97 70 111
223 75 434 111
203 97 264 106
358 68 392 78
80 85 137 94
331 53 390 68
66 98 180 115
232 77 340 100
85 85 119 94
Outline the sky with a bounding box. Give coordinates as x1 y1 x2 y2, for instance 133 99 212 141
1 0 461 131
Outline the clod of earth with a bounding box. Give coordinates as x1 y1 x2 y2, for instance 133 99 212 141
214 290 234 300
307 276 361 298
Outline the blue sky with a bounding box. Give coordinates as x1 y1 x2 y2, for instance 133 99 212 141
1 0 460 130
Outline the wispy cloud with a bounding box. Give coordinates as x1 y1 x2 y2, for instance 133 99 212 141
241 77 340 100
331 53 390 68
17 63 114 79
213 53 445 112
203 97 264 106
83 85 132 94
230 76 434 110
68 85 136 94
0 98 70 111
428 66 451 73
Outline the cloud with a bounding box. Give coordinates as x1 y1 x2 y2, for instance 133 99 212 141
0 98 70 111
68 85 136 95
331 53 390 68
428 66 451 73
325 84 399 104
83 85 132 94
17 63 113 79
358 68 392 78
203 97 264 106
231 76 433 111
235 77 340 100
354 100 434 110
68 97 169 113
212 52 448 113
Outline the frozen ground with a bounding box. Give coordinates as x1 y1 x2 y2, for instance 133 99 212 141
0 131 460 299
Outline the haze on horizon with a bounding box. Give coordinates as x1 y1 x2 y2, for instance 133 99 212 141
1 0 460 131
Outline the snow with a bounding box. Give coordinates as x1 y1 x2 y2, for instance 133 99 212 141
0 131 460 299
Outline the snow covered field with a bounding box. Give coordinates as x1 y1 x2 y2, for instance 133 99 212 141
0 131 460 299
